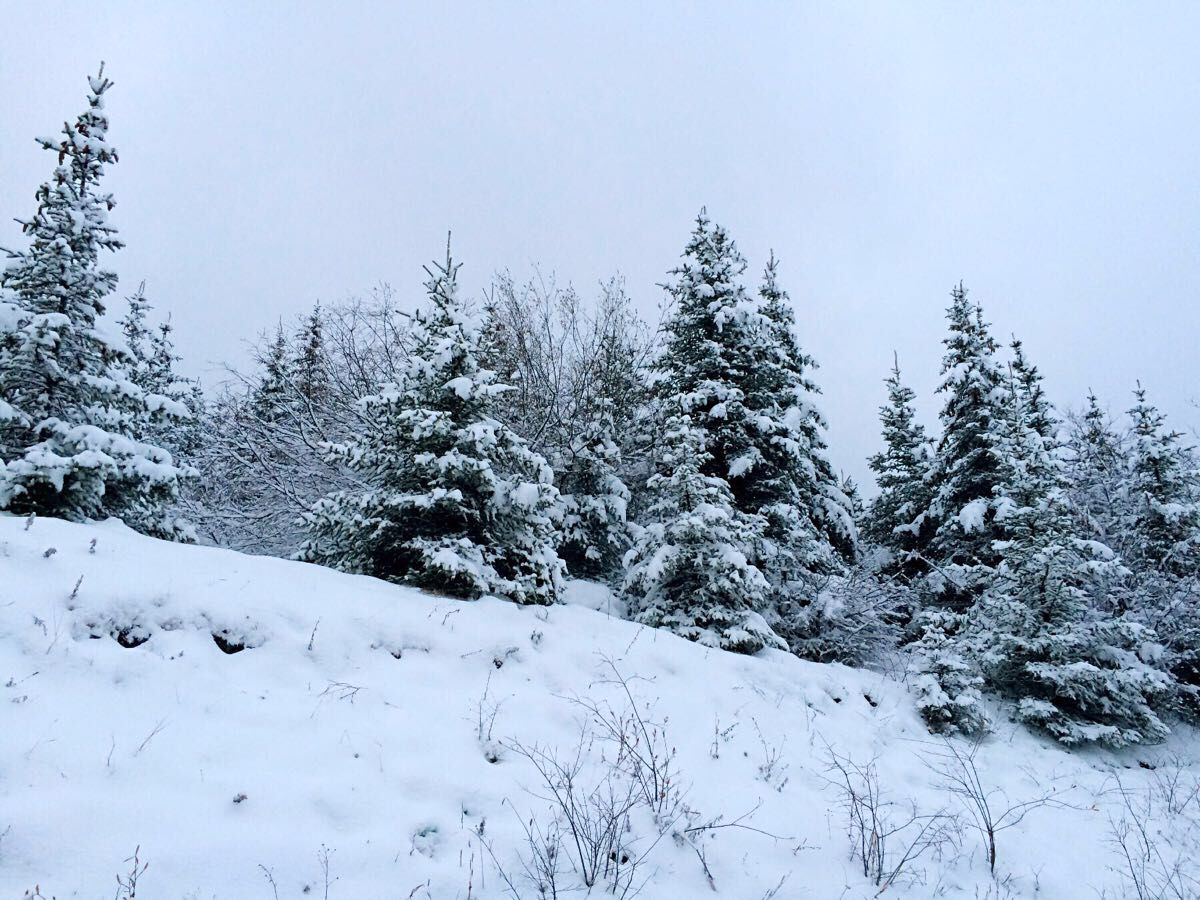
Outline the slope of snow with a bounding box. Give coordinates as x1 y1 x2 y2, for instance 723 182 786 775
0 515 1196 898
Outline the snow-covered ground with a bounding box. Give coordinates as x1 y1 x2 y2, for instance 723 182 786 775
1 515 1197 899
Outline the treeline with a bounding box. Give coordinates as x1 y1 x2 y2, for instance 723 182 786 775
2 71 1197 748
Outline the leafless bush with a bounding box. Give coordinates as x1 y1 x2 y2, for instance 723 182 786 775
752 718 790 792
1106 773 1200 900
113 845 148 899
709 717 737 760
1148 759 1200 818
924 736 1064 874
489 659 784 897
823 745 959 895
493 734 646 898
476 672 504 763
566 659 685 827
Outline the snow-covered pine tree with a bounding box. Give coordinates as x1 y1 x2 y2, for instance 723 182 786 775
864 353 933 570
252 324 293 421
907 290 1013 733
621 413 783 653
1120 386 1200 713
1124 384 1200 576
294 304 329 407
1064 391 1128 553
755 252 857 572
118 284 202 463
300 246 565 605
634 215 782 647
558 399 630 580
961 356 1173 746
0 67 190 540
921 285 1010 592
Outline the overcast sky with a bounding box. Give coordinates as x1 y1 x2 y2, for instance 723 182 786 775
2 3 1197 490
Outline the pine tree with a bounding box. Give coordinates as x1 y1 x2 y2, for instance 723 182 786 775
922 285 1010 590
755 252 857 571
621 414 783 654
558 399 630 580
864 354 932 569
253 324 292 421
0 67 190 539
1120 386 1200 713
962 362 1173 746
118 284 202 462
300 246 565 605
1124 385 1200 576
294 304 329 406
1064 391 1128 552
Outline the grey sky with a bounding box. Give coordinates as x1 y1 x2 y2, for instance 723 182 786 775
2 3 1197 491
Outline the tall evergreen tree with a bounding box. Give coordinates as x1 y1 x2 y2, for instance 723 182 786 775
1124 385 1200 576
253 323 292 421
622 414 782 654
300 247 565 605
922 285 1010 590
755 253 857 571
962 370 1173 746
293 303 329 406
1064 391 1127 552
864 354 932 570
625 213 778 648
0 67 190 539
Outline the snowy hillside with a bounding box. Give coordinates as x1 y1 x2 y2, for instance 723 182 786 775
1 515 1197 899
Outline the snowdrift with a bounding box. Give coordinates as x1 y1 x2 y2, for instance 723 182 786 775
0 515 1196 898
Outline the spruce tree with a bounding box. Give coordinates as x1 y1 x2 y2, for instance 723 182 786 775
0 67 190 539
1064 391 1128 552
293 304 329 406
755 252 856 572
253 324 292 421
118 284 202 463
922 285 1010 588
300 247 565 605
963 363 1172 746
622 414 783 653
1124 385 1200 576
864 354 932 569
631 214 779 646
558 399 630 580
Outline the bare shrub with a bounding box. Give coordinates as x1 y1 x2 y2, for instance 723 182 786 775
1106 772 1200 900
823 744 959 895
924 736 1065 874
488 658 785 897
114 845 148 899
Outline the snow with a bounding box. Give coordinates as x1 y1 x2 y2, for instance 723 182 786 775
957 497 990 533
1 514 1197 898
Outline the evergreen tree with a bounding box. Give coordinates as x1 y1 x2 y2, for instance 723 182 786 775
1064 391 1128 552
118 284 202 462
1124 385 1200 576
632 214 782 649
0 67 190 539
300 247 565 605
922 285 1010 590
253 323 292 421
755 252 857 571
558 399 631 580
1120 386 1200 713
963 365 1172 746
293 303 329 406
621 414 783 654
864 354 932 569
